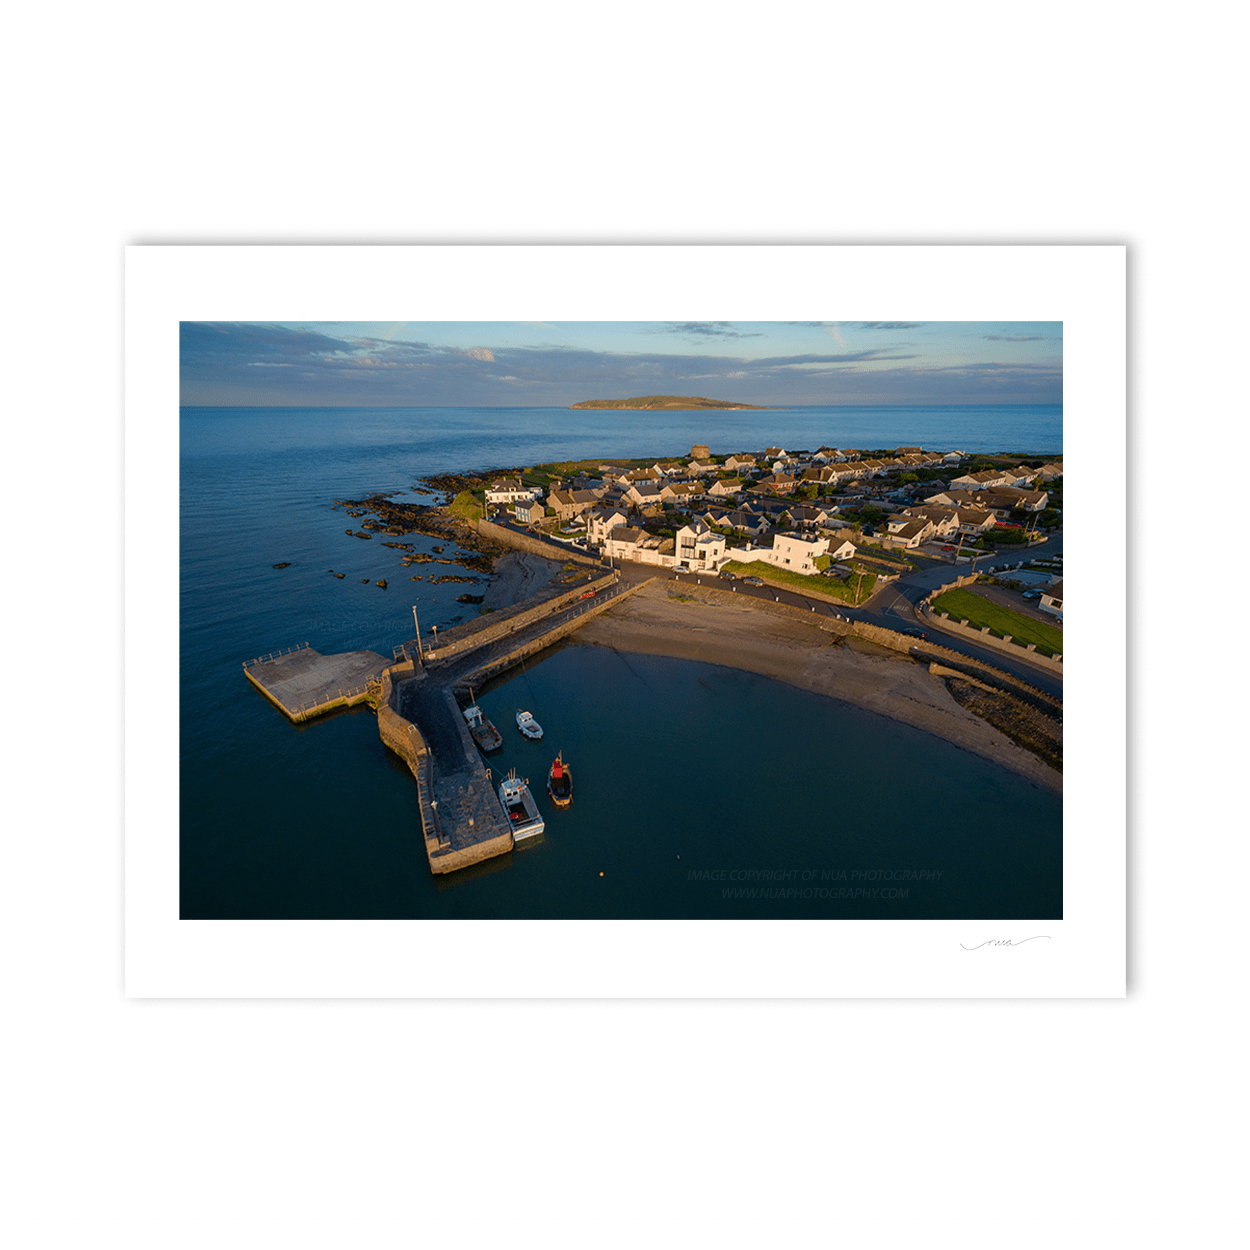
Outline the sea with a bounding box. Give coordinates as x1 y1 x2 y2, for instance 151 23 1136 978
180 404 1062 919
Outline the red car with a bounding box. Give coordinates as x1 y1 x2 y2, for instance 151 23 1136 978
942 544 955 551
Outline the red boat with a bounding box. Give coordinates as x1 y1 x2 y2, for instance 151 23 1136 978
547 752 573 808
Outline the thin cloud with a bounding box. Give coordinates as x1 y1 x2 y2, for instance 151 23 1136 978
860 321 924 330
653 322 764 339
984 334 1044 342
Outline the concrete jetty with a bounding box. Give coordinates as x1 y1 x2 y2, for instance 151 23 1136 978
243 645 390 722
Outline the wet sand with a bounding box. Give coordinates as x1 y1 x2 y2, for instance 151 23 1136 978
574 580 1061 793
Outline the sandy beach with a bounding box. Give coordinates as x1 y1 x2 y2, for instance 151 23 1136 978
573 579 1062 793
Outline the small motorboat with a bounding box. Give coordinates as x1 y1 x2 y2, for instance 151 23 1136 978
547 752 572 808
462 702 502 753
516 709 543 740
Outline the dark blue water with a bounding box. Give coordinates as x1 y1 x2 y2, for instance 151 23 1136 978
180 405 1062 919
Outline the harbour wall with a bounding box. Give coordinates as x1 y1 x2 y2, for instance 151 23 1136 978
375 659 514 873
452 577 657 694
417 569 619 665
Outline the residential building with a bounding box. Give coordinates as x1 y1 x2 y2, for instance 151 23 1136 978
485 478 536 505
674 520 727 571
1039 579 1064 618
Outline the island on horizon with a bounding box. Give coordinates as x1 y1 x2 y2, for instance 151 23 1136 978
570 394 768 411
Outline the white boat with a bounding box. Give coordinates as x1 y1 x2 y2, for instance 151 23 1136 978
498 769 545 842
516 709 544 739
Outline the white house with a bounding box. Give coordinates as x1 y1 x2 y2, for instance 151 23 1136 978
603 525 675 568
674 520 727 572
485 478 536 505
737 532 830 575
1039 579 1064 618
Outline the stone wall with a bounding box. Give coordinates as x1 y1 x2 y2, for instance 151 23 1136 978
374 659 515 873
476 517 602 566
374 661 444 860
669 581 1059 708
451 577 657 693
920 572 1063 670
422 570 619 665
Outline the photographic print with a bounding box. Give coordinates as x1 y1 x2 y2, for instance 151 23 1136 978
127 246 1123 995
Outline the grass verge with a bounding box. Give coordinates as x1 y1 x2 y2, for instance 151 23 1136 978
931 588 1063 656
720 559 877 604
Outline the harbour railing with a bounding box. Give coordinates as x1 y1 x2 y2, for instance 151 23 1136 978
242 642 310 670
289 681 377 720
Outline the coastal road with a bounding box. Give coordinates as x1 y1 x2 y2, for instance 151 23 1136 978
664 532 1064 700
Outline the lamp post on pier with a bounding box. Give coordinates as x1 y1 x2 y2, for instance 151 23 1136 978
411 605 425 664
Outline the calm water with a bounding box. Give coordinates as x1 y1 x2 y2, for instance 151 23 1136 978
180 404 1062 919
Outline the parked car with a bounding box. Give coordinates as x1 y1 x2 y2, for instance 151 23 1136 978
743 576 764 586
1023 589 1042 599
719 570 736 580
942 544 955 551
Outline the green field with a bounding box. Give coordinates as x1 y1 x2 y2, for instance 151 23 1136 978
721 560 877 604
931 588 1063 655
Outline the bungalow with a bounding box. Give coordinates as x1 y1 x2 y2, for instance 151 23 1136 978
1039 579 1063 618
763 447 786 459
950 468 1014 490
1035 462 1063 482
954 507 997 535
603 525 674 568
718 509 771 538
896 446 924 455
883 516 934 549
901 504 959 538
707 476 745 499
789 503 831 528
485 478 536 505
660 480 706 504
757 473 799 494
723 454 758 472
686 459 718 475
624 480 665 507
824 529 857 561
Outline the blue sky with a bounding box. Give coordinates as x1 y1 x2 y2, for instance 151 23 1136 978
180 321 1062 406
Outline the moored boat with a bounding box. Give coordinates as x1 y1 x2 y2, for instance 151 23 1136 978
516 709 543 739
462 702 502 753
498 769 545 842
547 752 572 807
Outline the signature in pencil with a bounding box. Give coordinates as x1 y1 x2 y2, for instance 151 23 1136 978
960 936 1051 950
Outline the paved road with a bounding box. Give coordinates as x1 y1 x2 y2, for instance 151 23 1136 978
662 533 1064 700
491 520 1064 699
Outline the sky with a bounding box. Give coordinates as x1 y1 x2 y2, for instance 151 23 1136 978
180 321 1062 407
